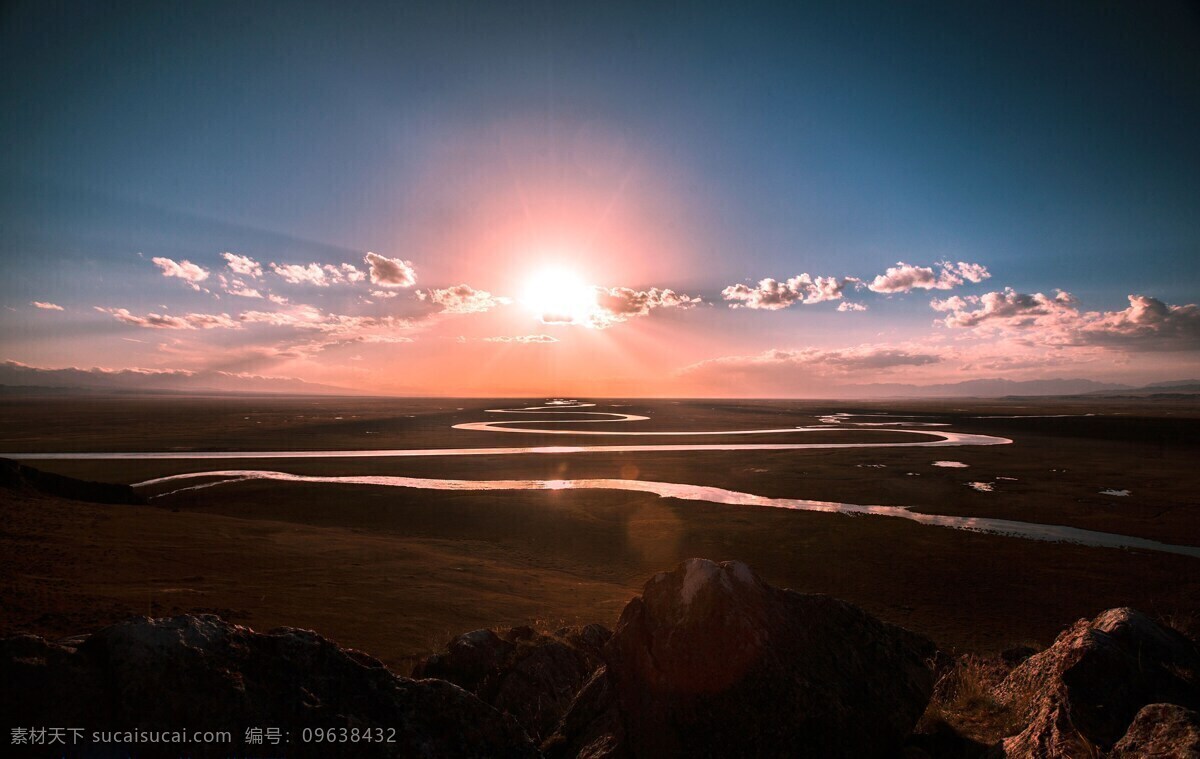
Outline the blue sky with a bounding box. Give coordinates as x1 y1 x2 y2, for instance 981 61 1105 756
2 1 1198 394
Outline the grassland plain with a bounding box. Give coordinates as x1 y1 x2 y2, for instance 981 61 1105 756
1 394 1197 669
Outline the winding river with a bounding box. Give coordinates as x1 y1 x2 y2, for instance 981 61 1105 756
9 401 1200 558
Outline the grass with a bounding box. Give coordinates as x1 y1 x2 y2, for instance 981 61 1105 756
917 653 1022 750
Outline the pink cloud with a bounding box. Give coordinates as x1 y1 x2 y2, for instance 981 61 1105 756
151 257 210 291
588 286 700 327
933 290 1200 351
721 274 850 309
481 334 558 343
683 345 943 375
419 284 510 314
32 301 64 311
364 252 416 288
95 306 238 330
238 305 420 337
677 343 945 395
217 274 263 298
868 261 990 293
222 252 263 278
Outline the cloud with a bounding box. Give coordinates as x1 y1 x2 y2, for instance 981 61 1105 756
217 274 263 298
222 252 263 278
419 284 510 314
933 289 1200 351
0 360 345 394
270 263 326 286
531 284 700 328
684 345 943 375
578 286 700 328
151 257 210 291
238 304 419 336
1079 295 1200 350
837 301 868 312
678 344 945 394
338 263 366 283
268 294 289 305
868 261 990 293
364 252 416 288
932 289 1076 328
482 334 558 343
269 262 365 287
371 290 399 299
32 301 64 311
95 306 239 330
721 274 850 310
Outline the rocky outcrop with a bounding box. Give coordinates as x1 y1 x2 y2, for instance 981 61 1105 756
993 607 1200 757
413 623 610 741
0 614 537 758
10 558 1196 758
0 458 143 504
544 558 936 758
1110 703 1200 757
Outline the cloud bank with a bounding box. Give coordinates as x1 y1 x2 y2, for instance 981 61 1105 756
270 262 365 287
721 274 850 309
419 284 510 314
868 261 989 293
96 307 238 330
934 290 1200 351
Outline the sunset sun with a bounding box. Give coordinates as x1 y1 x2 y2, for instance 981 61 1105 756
521 266 597 324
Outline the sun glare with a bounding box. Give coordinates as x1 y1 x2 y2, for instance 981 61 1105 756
521 267 597 324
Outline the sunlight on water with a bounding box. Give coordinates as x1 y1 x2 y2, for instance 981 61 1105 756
15 401 1199 559
133 469 1200 559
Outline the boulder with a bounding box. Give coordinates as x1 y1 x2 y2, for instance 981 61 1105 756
993 607 1200 757
1110 703 1200 757
545 558 936 758
1 614 538 758
414 623 610 741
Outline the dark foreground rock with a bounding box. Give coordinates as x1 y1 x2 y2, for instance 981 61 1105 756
544 558 937 758
0 457 143 504
413 623 610 741
0 614 537 758
1110 703 1200 757
992 607 1200 757
9 558 1196 758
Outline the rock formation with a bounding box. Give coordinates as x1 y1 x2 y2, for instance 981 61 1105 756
993 607 1200 757
5 559 1199 757
544 558 936 758
1 614 537 757
1109 703 1200 757
413 624 610 742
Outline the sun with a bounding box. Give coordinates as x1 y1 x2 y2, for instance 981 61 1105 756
521 266 597 325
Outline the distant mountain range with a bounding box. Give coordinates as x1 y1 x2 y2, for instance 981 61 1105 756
836 378 1200 399
2 359 1197 399
0 361 353 395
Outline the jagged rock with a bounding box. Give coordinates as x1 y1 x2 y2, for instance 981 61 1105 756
0 615 538 758
414 623 610 741
0 457 143 504
999 645 1037 668
993 607 1200 757
413 628 517 691
1110 703 1200 757
545 558 936 758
